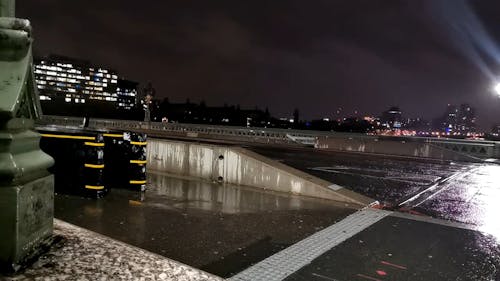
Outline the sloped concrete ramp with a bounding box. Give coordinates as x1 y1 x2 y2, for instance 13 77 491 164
147 138 373 207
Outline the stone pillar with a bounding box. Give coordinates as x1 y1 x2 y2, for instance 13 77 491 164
0 0 55 273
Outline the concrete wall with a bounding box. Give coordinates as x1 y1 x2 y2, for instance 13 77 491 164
316 136 486 162
147 138 372 206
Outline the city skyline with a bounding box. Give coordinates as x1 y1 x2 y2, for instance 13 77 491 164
32 52 488 132
18 0 500 129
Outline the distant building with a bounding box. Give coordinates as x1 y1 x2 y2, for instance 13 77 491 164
34 55 138 117
440 103 476 134
457 104 476 133
405 118 431 132
116 79 139 110
381 106 402 129
442 104 459 133
151 99 272 127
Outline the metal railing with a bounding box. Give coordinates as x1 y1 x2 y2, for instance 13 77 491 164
38 115 500 156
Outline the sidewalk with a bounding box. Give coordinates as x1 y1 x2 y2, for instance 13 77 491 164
1 220 222 281
231 208 500 281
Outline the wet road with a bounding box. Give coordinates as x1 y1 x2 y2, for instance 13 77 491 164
248 145 500 239
54 172 356 278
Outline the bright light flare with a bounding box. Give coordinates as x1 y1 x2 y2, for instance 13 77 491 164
494 82 500 96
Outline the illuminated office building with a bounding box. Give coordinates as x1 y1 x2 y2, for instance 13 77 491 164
116 79 139 110
34 55 138 116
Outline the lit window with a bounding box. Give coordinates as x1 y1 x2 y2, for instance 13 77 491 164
65 98 71 103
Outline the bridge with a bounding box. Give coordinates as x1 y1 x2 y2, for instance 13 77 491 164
2 1 500 279
39 114 500 161
21 114 500 280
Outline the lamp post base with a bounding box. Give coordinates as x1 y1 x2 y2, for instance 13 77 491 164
0 175 54 273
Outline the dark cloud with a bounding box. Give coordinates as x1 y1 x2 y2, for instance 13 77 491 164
16 0 500 129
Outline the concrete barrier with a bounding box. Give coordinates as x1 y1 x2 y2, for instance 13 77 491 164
494 143 500 158
315 136 486 162
147 138 372 207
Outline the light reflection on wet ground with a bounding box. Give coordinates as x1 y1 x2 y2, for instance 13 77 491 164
415 164 500 241
248 146 500 241
54 172 356 277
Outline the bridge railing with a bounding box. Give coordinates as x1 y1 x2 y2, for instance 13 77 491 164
38 115 500 158
38 115 323 145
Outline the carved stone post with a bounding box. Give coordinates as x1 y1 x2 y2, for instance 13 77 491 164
0 0 55 272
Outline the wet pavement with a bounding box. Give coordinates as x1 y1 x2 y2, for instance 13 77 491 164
412 164 500 240
248 146 500 234
247 146 469 207
54 172 357 278
2 220 222 281
284 215 500 281
50 142 500 280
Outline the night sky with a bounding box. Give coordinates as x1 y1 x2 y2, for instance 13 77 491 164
17 0 500 129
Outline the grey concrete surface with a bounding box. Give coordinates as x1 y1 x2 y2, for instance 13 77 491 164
147 138 373 206
316 135 495 161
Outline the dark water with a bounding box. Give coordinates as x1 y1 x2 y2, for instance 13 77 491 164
54 172 356 277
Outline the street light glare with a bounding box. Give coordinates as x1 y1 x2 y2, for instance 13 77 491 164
495 82 500 96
